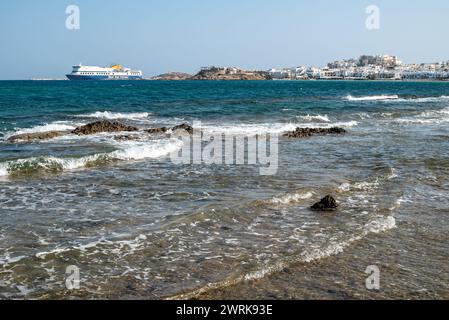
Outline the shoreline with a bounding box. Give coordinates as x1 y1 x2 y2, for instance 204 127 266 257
191 227 449 300
1 78 449 83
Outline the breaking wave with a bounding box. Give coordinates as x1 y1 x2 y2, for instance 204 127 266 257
298 114 330 122
394 107 449 125
0 139 183 177
75 111 151 120
200 121 357 136
4 122 79 140
395 95 449 103
346 94 399 101
346 94 449 103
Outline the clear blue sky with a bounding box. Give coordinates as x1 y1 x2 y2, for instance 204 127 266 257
1 0 449 79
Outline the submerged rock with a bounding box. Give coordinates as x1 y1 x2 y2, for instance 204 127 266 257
7 131 64 143
113 135 140 141
284 127 346 138
146 127 168 134
147 123 193 135
72 120 138 135
311 195 339 211
171 123 193 134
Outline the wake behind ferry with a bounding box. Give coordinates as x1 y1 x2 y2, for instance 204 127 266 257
66 64 143 80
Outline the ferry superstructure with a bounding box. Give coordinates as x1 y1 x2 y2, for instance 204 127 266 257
66 64 143 80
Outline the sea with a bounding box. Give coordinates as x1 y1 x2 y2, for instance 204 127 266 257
0 80 448 299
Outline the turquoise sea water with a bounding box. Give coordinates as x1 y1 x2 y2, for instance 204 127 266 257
0 80 448 299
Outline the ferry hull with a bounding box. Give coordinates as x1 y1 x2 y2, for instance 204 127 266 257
66 74 143 81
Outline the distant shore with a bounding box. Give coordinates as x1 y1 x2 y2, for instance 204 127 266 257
23 78 449 82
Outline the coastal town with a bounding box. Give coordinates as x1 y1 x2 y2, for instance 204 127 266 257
266 55 449 80
151 55 449 81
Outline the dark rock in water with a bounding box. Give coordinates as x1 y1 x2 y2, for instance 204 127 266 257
113 135 140 141
171 123 193 135
146 123 193 135
146 127 168 134
311 195 339 211
72 120 138 135
284 127 346 138
7 131 64 143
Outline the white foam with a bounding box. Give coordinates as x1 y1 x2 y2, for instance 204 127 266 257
346 94 399 101
347 95 449 103
0 254 27 266
200 120 357 136
110 139 183 160
328 120 358 128
0 163 7 177
35 233 149 260
395 107 449 125
170 214 397 300
364 215 396 233
395 95 449 103
76 111 150 120
302 215 396 262
201 123 298 135
0 139 183 177
270 191 314 205
299 114 330 122
339 180 379 192
5 122 78 140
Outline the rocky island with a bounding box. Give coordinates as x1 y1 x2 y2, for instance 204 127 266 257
190 66 271 80
149 67 271 80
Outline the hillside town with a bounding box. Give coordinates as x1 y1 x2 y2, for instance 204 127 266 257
267 55 449 80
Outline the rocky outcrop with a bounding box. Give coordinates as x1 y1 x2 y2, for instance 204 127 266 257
6 122 196 143
283 127 346 138
191 67 271 80
7 131 65 143
171 123 193 134
311 195 339 211
72 121 138 135
147 123 193 135
113 135 140 141
146 127 168 134
151 72 192 80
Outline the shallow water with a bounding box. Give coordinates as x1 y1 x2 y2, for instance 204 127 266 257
0 80 448 299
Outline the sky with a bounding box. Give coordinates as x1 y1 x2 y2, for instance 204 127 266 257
1 0 449 79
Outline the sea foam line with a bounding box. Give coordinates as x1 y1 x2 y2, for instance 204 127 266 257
200 121 357 136
269 191 314 205
0 139 183 177
346 94 449 103
75 111 151 120
3 122 80 140
346 94 399 101
166 215 396 300
298 114 330 122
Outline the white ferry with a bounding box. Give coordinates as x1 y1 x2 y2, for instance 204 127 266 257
66 64 143 80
